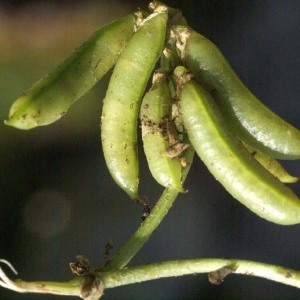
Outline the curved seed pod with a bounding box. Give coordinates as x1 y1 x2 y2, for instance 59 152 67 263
177 70 300 225
101 10 168 200
140 72 185 191
243 143 299 184
5 14 136 130
173 26 300 160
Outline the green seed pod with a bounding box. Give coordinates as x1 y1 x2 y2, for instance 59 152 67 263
173 26 300 160
5 14 136 130
177 69 300 225
101 10 168 200
140 72 185 191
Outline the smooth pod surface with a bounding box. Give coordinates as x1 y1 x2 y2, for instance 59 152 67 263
140 73 184 191
5 14 136 129
179 78 300 225
175 27 300 160
101 11 168 200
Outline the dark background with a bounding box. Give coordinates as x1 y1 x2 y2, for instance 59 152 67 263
1 0 300 299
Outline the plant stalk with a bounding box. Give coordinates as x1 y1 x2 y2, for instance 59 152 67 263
99 258 300 289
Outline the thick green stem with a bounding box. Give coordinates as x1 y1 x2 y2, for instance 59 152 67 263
4 278 83 296
101 188 179 271
2 258 300 298
99 258 300 289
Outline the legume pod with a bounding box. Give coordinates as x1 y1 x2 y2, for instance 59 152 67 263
173 26 300 160
5 14 136 129
178 70 300 225
101 10 168 200
140 72 184 191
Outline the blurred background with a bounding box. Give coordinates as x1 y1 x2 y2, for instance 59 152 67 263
1 0 300 299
